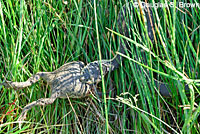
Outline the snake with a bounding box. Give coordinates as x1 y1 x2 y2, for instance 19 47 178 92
0 1 191 126
80 3 144 84
80 2 190 96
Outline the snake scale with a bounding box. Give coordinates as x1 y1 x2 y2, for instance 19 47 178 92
0 2 190 124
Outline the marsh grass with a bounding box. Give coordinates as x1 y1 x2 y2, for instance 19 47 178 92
0 0 199 133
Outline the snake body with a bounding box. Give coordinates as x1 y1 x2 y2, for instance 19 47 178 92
80 2 190 97
80 2 155 85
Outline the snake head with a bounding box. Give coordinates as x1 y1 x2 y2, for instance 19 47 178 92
80 69 95 84
80 62 102 84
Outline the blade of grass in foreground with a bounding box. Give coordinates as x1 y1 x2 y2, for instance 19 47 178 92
94 0 109 133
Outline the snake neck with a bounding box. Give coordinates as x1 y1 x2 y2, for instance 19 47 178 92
109 39 128 70
110 2 154 70
109 3 132 70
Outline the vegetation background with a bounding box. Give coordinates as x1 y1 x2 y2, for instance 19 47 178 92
0 0 199 133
